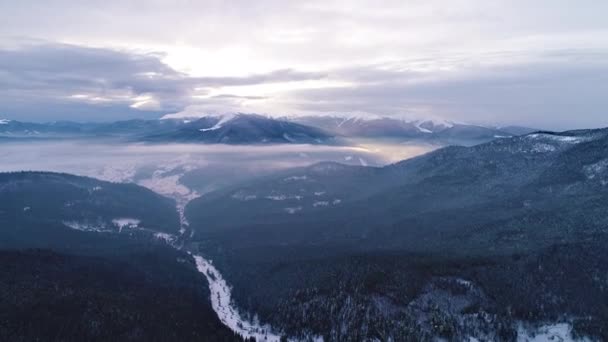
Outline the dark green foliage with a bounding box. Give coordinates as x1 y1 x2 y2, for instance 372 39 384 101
0 171 180 234
0 172 241 341
186 128 608 340
0 249 241 342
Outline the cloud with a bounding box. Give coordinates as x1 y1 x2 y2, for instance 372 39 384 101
0 42 324 121
274 51 608 129
1 1 607 128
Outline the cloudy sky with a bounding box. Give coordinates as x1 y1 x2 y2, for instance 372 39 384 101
1 0 607 129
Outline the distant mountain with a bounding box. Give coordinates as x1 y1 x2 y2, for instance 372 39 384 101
290 115 537 145
186 127 608 340
0 119 86 137
143 113 336 144
0 114 337 145
0 114 538 146
0 118 184 139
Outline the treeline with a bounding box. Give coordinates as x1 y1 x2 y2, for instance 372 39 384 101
212 237 608 341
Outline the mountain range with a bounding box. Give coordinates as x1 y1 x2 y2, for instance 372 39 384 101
2 119 605 340
184 127 608 340
0 114 536 146
291 115 535 144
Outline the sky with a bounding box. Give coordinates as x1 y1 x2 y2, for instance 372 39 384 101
0 0 607 129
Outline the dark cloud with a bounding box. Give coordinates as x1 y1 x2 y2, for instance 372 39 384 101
1 41 607 129
0 42 324 121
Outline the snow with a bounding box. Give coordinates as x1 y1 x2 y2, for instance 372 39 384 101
284 175 308 181
91 186 103 191
332 199 342 205
63 221 109 233
359 157 368 166
194 255 285 341
23 206 30 212
0 119 10 125
344 155 353 161
266 193 303 201
414 121 433 133
284 206 302 214
154 232 176 243
199 114 235 132
112 218 140 232
232 191 257 201
417 118 455 130
313 201 329 207
584 159 608 180
531 143 557 153
527 133 588 144
266 195 287 201
136 171 199 234
517 323 593 342
455 278 473 287
314 191 326 196
92 164 137 183
282 133 295 142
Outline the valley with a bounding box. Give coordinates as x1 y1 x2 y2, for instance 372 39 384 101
3 2 606 340
1 128 607 341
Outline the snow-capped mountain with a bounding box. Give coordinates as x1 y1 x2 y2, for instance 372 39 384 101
289 115 536 145
0 113 536 146
143 113 335 144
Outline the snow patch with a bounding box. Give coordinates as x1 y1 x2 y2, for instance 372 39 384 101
112 218 140 232
517 322 592 342
527 133 588 144
584 159 608 180
199 114 235 132
266 194 287 201
314 191 326 196
415 121 433 133
0 119 10 125
137 172 199 234
232 191 257 201
283 133 295 142
531 143 557 153
284 206 302 214
63 221 109 233
313 201 329 207
284 175 308 181
154 232 176 243
456 278 473 288
194 255 284 341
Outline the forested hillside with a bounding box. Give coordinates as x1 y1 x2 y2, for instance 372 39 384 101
187 128 608 340
0 172 242 341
